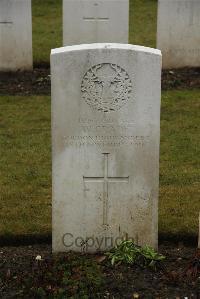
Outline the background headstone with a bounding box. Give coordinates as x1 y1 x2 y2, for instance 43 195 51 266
0 0 32 71
157 0 200 69
51 44 161 253
63 0 129 46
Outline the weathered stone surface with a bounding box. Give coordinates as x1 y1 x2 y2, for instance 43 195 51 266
0 0 32 71
63 0 129 45
51 44 161 252
157 0 200 69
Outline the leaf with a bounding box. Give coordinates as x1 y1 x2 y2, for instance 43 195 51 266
111 257 116 265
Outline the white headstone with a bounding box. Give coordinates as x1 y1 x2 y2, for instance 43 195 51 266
157 0 200 69
51 43 161 253
63 0 129 46
0 0 32 71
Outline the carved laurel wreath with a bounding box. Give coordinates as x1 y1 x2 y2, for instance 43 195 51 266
81 63 132 112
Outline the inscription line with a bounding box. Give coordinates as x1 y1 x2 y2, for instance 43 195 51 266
83 17 109 21
0 21 13 24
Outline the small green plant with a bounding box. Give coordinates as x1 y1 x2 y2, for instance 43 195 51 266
139 245 166 268
106 240 140 266
107 240 165 269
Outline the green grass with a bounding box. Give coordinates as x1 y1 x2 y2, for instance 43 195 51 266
130 0 157 47
0 90 199 239
0 96 51 236
160 90 200 236
32 0 157 64
32 0 62 65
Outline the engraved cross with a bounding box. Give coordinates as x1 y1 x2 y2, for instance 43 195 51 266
83 153 129 226
83 3 109 22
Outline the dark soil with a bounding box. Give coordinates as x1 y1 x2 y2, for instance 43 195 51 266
162 68 200 90
0 67 199 96
0 68 51 96
0 243 200 298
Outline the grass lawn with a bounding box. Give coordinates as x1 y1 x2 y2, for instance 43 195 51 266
0 90 199 240
0 96 51 238
129 0 157 48
32 0 62 65
32 0 157 64
160 90 200 237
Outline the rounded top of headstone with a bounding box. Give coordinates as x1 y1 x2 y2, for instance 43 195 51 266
51 43 162 57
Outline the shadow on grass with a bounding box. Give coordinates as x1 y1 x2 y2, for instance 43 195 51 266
0 232 197 247
0 233 51 247
159 233 198 247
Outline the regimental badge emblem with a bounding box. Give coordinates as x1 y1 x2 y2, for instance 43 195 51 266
81 63 132 112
